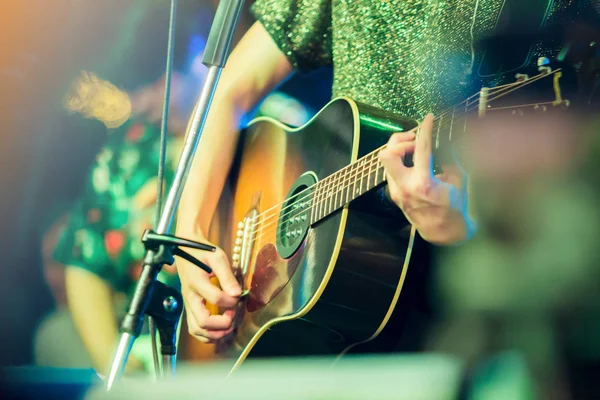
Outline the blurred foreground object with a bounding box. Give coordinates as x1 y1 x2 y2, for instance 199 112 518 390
430 62 600 400
88 354 464 400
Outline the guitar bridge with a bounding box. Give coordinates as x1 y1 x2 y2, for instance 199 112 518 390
232 210 258 277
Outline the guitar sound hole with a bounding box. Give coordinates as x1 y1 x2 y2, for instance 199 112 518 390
276 172 316 259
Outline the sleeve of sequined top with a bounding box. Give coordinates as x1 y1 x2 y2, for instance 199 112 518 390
250 0 332 72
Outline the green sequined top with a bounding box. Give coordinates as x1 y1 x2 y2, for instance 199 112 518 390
251 0 580 120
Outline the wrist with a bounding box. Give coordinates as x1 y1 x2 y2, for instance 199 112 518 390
175 210 207 240
418 213 476 246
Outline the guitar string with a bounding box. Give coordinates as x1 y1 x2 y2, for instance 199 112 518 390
241 87 495 233
302 68 562 218
254 68 559 232
245 104 469 238
244 70 561 245
242 70 558 246
241 74 535 233
242 69 560 242
246 75 560 249
247 70 556 237
236 83 505 229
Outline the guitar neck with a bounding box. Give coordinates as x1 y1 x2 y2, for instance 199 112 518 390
309 149 385 224
308 105 467 225
308 67 566 225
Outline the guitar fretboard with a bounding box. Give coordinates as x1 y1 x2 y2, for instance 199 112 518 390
307 109 465 225
309 150 385 224
306 67 562 225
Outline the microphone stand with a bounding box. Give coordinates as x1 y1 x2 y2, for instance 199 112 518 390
105 0 245 390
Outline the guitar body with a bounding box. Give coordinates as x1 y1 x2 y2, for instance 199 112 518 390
207 97 420 372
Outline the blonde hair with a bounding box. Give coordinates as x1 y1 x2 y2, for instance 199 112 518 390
63 71 132 129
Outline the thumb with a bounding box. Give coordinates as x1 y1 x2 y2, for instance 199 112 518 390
379 142 414 178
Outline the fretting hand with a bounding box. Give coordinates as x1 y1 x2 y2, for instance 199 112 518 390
378 114 474 245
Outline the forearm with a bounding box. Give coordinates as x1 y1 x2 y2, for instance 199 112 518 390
177 22 293 239
177 91 246 238
65 267 122 373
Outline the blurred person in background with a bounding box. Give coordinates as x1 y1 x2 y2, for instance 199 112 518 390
32 1 322 373
28 0 221 374
0 0 222 368
33 43 208 373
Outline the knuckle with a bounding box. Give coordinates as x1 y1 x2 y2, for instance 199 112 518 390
205 291 222 306
410 177 431 195
207 330 229 340
197 317 215 332
196 336 211 344
418 181 433 195
188 326 206 338
182 288 196 303
195 315 209 330
215 292 233 307
214 247 227 259
388 133 402 144
208 248 229 269
389 188 405 205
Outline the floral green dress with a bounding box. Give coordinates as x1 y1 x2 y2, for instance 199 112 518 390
54 119 181 296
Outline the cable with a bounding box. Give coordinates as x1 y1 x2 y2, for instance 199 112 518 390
149 0 178 378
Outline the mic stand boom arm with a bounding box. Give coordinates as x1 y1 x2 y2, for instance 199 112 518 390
105 0 246 390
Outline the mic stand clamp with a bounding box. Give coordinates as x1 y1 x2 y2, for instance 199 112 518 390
105 231 215 388
141 230 216 377
141 229 215 275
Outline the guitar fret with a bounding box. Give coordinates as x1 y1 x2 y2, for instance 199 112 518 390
311 148 389 224
335 170 343 211
364 156 370 190
370 155 377 187
348 164 357 201
318 179 324 222
328 172 336 216
345 166 351 204
367 154 373 190
375 162 380 184
309 182 319 224
324 177 329 218
329 172 335 215
317 178 324 221
378 160 385 184
336 170 343 211
370 153 377 187
358 159 365 195
330 171 336 214
311 179 319 224
323 175 331 219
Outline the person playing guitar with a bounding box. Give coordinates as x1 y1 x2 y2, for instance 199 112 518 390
174 0 576 350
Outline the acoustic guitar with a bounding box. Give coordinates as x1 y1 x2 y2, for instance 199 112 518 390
195 61 573 372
